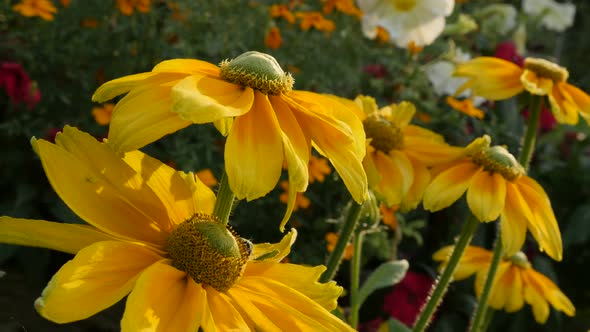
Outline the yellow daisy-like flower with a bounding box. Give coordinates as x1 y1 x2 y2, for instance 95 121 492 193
454 56 590 125
433 246 575 323
92 51 368 230
0 126 353 331
356 96 463 210
423 135 563 261
12 0 57 21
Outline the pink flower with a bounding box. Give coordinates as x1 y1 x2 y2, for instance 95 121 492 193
383 271 434 327
0 62 41 109
494 41 524 67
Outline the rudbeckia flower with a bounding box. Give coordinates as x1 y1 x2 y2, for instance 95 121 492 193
356 96 463 210
357 0 455 48
423 135 563 260
454 56 590 125
92 51 368 229
0 126 353 331
433 246 575 323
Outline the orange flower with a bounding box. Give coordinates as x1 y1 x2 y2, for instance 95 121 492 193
91 103 115 125
60 0 71 7
375 26 390 43
446 96 485 119
296 12 336 32
116 0 151 16
380 203 398 229
308 155 332 183
270 4 296 24
408 41 424 55
264 27 283 49
12 0 57 21
325 232 353 260
80 17 99 28
322 0 362 17
195 169 218 188
279 181 311 211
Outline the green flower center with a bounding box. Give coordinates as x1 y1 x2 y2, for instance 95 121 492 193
524 57 569 83
471 145 525 181
219 51 294 95
166 214 252 292
392 0 416 11
507 251 531 269
363 115 404 153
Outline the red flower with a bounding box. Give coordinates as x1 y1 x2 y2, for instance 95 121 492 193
522 106 556 132
364 64 388 78
493 41 524 67
383 271 434 327
0 62 41 109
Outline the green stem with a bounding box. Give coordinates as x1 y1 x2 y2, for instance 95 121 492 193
413 215 479 332
212 171 236 226
519 94 544 169
469 232 503 332
480 308 495 332
320 202 363 283
349 231 365 329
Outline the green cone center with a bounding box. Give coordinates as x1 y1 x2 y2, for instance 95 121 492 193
508 251 531 269
524 57 569 83
471 145 524 181
363 115 404 153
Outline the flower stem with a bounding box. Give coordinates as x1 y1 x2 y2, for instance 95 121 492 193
212 170 236 226
469 231 503 332
320 202 363 283
480 308 495 332
519 94 544 169
349 230 365 329
413 215 479 332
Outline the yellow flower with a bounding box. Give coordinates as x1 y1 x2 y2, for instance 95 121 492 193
296 12 336 32
264 26 283 49
325 232 353 260
92 51 368 230
116 0 151 16
446 96 485 119
356 96 463 210
91 103 114 125
455 57 590 125
196 168 218 188
308 155 332 183
433 246 575 323
322 0 362 17
0 126 353 331
423 135 563 261
270 4 296 24
280 180 311 211
12 0 57 21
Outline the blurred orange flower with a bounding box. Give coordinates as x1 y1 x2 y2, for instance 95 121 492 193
408 41 424 55
375 26 390 43
12 0 57 21
446 96 485 119
325 232 353 260
270 4 296 24
280 181 311 211
60 0 71 7
296 12 336 32
196 169 218 188
380 203 398 229
265 27 283 49
80 17 98 28
322 0 362 17
116 0 151 16
91 103 115 125
309 155 332 183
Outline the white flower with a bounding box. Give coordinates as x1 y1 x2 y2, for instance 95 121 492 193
426 48 471 97
357 0 454 48
475 4 518 35
523 0 576 32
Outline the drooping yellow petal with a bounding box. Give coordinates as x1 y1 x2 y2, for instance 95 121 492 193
503 266 525 312
205 286 251 331
560 82 590 123
476 262 510 309
121 261 204 332
466 170 507 222
454 57 524 100
400 158 430 211
251 229 297 262
92 72 182 103
152 58 220 77
35 241 161 323
526 269 575 318
171 75 254 124
34 128 167 246
522 270 551 323
549 82 580 125
0 217 113 254
178 171 217 216
501 183 530 256
107 84 192 152
225 91 284 201
521 69 554 96
372 150 413 207
423 160 481 212
403 135 464 166
433 246 492 280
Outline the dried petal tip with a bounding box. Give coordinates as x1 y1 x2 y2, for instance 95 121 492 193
524 57 569 83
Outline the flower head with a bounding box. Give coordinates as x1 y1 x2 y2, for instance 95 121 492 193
0 62 41 108
295 12 336 32
264 26 283 49
0 126 353 331
454 56 590 125
358 0 454 48
91 103 114 125
308 155 332 183
325 232 353 260
434 246 575 323
116 0 151 16
446 96 484 119
12 0 57 20
270 4 296 24
356 96 463 210
322 0 362 17
92 51 368 230
523 0 576 32
423 135 563 260
383 271 434 327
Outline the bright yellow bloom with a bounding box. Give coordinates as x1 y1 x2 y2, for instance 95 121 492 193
280 180 311 211
270 4 296 24
196 168 218 188
0 126 353 331
455 57 590 125
423 135 563 260
325 232 353 260
356 96 463 210
116 0 151 16
92 52 368 230
322 0 362 17
265 26 283 49
296 12 336 32
434 246 575 323
446 96 484 119
12 0 57 21
308 155 332 183
91 103 114 125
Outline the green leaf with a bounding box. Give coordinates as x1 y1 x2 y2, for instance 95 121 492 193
357 260 409 308
384 318 412 332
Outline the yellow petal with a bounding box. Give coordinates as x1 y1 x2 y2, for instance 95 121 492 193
423 161 480 212
92 72 183 103
560 82 590 123
400 158 430 211
527 269 575 317
121 262 205 332
549 82 580 125
373 150 413 207
205 286 250 331
179 171 217 216
521 69 554 96
251 228 297 262
387 101 416 127
34 128 167 246
363 146 382 191
466 170 507 222
225 91 284 201
36 241 161 323
152 58 220 76
474 262 509 308
433 246 492 280
0 217 113 254
403 136 465 166
522 270 551 323
171 75 254 123
503 266 525 312
501 183 530 256
454 57 524 100
226 287 281 331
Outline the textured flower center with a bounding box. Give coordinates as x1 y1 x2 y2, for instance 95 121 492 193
219 51 294 95
508 251 531 269
391 0 416 11
166 214 252 292
471 145 525 181
524 57 569 83
363 115 404 153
